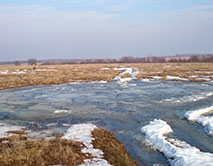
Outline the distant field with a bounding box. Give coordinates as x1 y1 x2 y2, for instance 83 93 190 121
0 63 213 90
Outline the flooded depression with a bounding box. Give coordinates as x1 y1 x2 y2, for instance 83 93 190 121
0 80 213 166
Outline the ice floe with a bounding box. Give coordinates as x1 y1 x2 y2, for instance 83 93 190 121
159 92 213 104
62 124 112 166
141 119 213 166
184 106 213 136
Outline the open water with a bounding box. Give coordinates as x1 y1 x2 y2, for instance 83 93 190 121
0 80 213 166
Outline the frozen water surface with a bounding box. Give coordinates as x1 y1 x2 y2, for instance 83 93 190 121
0 80 213 166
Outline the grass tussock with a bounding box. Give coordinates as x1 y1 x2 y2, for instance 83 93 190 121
92 129 138 166
121 73 132 79
0 134 88 166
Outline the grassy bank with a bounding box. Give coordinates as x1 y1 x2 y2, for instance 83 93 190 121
0 63 213 90
0 128 138 166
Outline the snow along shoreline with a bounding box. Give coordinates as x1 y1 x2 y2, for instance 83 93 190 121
141 119 213 166
184 106 213 136
62 124 112 166
0 123 25 138
0 122 112 166
113 67 138 87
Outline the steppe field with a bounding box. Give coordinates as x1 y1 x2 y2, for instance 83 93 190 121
0 63 213 90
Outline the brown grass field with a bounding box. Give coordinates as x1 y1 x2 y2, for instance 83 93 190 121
0 63 213 90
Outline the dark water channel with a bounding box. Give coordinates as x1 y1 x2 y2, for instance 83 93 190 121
0 80 213 166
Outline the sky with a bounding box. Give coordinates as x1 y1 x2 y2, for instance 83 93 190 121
0 0 213 61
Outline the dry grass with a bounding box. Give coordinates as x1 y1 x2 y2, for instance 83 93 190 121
92 129 138 166
1 63 213 90
0 129 88 166
0 137 88 166
0 129 139 166
134 63 213 81
0 64 122 90
121 73 132 79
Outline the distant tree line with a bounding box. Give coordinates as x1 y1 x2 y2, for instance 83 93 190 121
13 58 38 66
9 54 213 66
41 55 213 65
42 56 167 65
167 54 213 63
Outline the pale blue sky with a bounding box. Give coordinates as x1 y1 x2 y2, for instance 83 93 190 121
0 0 213 61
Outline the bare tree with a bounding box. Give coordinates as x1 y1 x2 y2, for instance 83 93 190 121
27 58 37 65
14 60 21 66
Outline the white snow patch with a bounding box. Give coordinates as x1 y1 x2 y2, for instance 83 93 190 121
0 123 25 138
119 77 132 82
141 79 153 82
184 106 213 136
54 110 73 114
151 76 162 80
35 69 57 72
195 77 211 81
79 158 111 166
190 75 199 78
101 67 110 70
0 70 26 75
68 81 82 85
113 68 126 71
113 68 138 86
166 75 188 81
12 71 26 74
88 81 108 84
132 68 139 80
62 124 112 166
0 70 9 74
141 119 213 166
98 81 107 83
